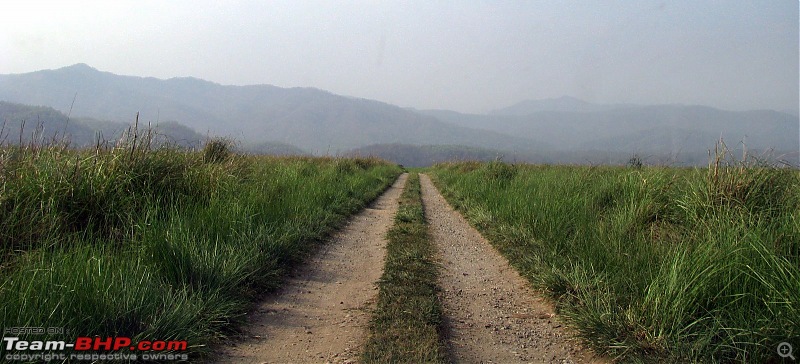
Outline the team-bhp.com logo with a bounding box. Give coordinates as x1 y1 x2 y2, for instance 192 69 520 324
3 327 188 362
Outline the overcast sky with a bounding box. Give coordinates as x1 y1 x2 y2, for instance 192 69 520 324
0 1 797 114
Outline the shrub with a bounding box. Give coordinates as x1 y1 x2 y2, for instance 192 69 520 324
203 138 233 163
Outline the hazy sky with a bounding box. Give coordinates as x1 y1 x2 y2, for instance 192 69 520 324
0 1 797 114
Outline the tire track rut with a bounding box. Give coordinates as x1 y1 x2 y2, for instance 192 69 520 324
217 173 408 364
420 174 604 364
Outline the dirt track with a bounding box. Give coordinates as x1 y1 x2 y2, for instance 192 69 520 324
215 172 604 363
217 173 407 364
420 174 604 364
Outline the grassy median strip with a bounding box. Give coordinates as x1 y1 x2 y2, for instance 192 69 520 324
362 173 447 363
0 135 401 360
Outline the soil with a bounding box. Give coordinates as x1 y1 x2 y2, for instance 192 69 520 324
420 174 606 364
216 173 408 364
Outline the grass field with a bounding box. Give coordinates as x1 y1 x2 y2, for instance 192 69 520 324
362 173 447 363
430 159 799 362
0 136 401 359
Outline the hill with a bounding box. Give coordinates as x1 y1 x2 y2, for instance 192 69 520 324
2 65 795 165
421 103 799 165
489 96 635 115
241 141 309 156
0 101 81 143
0 64 542 154
346 144 515 167
0 101 206 148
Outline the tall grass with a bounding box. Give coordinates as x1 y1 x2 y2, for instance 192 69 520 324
0 132 401 360
431 157 799 362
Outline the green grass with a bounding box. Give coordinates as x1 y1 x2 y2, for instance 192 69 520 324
430 159 799 363
362 173 447 363
0 135 401 360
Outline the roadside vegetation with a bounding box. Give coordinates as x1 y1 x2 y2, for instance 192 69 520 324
0 130 401 359
363 173 447 363
430 154 799 362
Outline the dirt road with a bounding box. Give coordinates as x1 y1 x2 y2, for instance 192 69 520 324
217 173 407 364
420 174 604 364
216 172 604 363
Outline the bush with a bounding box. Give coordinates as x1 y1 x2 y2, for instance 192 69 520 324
203 138 233 163
485 160 517 181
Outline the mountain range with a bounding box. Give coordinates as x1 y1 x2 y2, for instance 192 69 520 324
0 64 537 154
421 104 798 165
0 64 797 166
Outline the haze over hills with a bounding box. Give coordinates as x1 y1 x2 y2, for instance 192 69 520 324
347 144 512 168
0 64 797 166
489 96 636 115
421 103 799 165
0 64 542 154
0 101 205 148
